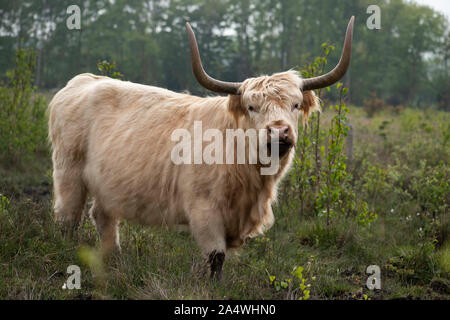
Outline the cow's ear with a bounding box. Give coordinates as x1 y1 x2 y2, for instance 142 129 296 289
300 90 320 125
227 94 245 124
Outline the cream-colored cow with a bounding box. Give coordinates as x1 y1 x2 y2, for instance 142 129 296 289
48 17 354 279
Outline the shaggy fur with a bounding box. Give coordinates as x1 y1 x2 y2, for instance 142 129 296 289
48 70 319 275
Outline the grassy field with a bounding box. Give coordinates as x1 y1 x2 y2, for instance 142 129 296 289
0 100 448 300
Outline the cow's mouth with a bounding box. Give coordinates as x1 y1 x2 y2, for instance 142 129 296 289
267 140 293 158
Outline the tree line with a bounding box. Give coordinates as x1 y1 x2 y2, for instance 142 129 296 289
0 0 448 109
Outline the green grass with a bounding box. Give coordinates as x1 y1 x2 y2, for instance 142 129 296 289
0 105 449 300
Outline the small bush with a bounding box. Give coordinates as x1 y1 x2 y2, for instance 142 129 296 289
386 243 438 284
97 60 124 79
363 92 387 117
0 48 48 167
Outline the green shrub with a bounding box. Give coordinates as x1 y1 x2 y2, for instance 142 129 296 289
97 60 124 79
0 48 48 167
410 161 449 217
386 243 438 284
281 44 377 227
268 263 315 300
0 194 9 216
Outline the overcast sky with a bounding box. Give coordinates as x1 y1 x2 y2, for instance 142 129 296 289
413 0 450 19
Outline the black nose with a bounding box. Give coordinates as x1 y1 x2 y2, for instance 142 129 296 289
267 126 290 141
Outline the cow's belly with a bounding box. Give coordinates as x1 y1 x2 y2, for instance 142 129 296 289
83 157 187 227
87 182 188 227
122 200 187 227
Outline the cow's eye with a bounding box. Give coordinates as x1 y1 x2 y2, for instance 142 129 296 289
248 105 255 112
292 103 300 111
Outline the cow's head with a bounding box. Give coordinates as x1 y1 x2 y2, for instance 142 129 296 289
186 17 354 158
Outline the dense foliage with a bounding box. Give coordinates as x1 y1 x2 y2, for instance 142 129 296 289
0 48 47 166
0 0 449 109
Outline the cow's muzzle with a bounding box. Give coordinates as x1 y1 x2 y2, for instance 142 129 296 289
266 125 294 158
267 140 294 158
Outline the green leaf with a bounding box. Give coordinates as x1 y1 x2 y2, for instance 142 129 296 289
303 290 310 300
292 266 304 279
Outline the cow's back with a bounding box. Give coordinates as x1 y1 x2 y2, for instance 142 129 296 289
49 74 207 225
49 73 236 227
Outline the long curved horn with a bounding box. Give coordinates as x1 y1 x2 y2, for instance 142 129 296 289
302 16 354 91
186 22 242 95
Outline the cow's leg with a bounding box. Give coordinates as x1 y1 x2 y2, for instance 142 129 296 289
53 164 87 231
89 200 121 255
189 201 226 280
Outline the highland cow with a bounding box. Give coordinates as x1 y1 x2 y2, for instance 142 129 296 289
48 17 354 279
